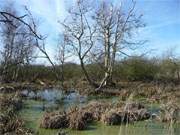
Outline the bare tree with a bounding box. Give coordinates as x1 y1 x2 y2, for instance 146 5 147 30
93 0 145 89
0 4 36 82
25 7 73 87
0 2 67 84
0 0 146 89
0 4 42 40
62 0 98 87
56 33 71 88
61 0 145 89
0 4 65 84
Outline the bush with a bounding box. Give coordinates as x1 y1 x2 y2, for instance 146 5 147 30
114 57 158 81
0 56 179 83
157 59 180 81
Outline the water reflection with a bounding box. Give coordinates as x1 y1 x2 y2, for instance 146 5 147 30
19 89 180 135
21 89 87 111
22 89 86 101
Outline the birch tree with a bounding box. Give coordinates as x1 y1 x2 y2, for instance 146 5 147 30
62 0 145 89
94 0 145 89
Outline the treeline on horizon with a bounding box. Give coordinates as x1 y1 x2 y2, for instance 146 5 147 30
0 56 179 84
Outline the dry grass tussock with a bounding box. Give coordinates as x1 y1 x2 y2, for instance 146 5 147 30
40 101 151 130
0 93 33 135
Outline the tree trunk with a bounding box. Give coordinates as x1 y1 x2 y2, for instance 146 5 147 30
103 29 113 86
177 70 180 81
96 29 113 90
2 64 8 82
80 58 98 88
109 42 117 85
61 61 65 89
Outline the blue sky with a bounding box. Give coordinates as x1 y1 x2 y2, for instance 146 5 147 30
135 0 180 57
0 0 180 64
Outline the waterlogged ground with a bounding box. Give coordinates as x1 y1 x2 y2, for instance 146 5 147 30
18 89 180 135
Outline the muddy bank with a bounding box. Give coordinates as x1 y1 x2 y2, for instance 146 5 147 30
74 81 180 103
1 81 180 100
0 82 56 94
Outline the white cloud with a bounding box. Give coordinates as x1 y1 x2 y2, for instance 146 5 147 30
14 0 67 32
13 0 69 64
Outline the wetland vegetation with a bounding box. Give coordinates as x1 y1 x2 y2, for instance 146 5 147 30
0 0 180 135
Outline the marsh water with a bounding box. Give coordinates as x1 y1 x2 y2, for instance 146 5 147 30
18 89 180 135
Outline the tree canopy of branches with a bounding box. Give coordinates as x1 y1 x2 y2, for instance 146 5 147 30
0 0 147 90
62 0 145 90
0 4 37 82
62 0 99 87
